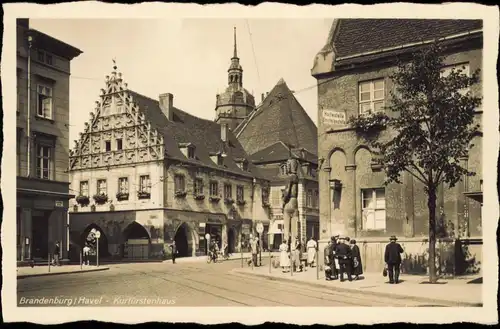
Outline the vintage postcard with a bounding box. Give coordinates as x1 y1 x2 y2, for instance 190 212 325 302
1 2 499 325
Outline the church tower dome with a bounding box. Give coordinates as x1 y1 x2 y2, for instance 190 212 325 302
214 27 256 132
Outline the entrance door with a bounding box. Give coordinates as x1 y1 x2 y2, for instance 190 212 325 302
32 210 50 259
227 227 236 253
174 223 190 258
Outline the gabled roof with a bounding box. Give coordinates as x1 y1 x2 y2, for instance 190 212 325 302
312 19 483 75
250 141 317 165
235 78 318 157
128 91 265 179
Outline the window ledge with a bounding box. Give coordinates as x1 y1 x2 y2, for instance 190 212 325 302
35 116 55 124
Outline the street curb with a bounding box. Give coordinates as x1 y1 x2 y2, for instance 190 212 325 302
231 269 482 307
17 267 110 279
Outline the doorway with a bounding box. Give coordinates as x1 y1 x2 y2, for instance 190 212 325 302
31 210 50 259
174 223 191 258
227 227 236 253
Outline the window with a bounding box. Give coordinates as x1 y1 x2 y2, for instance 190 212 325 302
17 73 22 113
224 184 232 199
441 63 470 95
306 189 313 207
105 141 111 152
217 155 224 166
188 147 195 159
280 164 288 176
37 85 53 119
17 131 21 176
262 187 270 204
236 185 244 202
118 177 129 193
174 175 185 192
313 190 319 208
97 179 107 195
209 181 219 196
194 178 204 195
361 188 386 231
35 145 51 179
116 139 123 151
359 79 385 115
46 54 53 65
79 181 89 196
139 175 151 193
37 51 45 62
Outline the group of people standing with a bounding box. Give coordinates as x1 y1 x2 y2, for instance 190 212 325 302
278 237 318 272
324 235 363 282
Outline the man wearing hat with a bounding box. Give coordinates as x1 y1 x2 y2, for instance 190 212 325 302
335 236 353 282
384 236 404 284
330 235 340 280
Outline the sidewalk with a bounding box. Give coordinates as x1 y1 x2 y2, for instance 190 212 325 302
17 265 110 279
171 252 280 264
232 265 482 307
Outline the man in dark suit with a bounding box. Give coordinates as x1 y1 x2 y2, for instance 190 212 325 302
323 239 333 281
330 235 340 280
335 237 353 282
384 235 404 284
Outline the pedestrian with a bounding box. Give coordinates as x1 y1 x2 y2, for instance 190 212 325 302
170 241 178 264
250 236 259 267
306 236 317 267
83 244 91 266
294 237 303 272
324 238 333 281
279 239 290 272
53 241 61 266
331 235 340 280
344 236 352 277
335 237 353 282
350 239 363 280
384 235 404 284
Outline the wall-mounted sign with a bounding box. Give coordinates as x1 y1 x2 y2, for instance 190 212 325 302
241 224 251 235
322 110 347 126
55 201 64 208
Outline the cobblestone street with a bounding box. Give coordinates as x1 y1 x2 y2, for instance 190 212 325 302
18 259 452 307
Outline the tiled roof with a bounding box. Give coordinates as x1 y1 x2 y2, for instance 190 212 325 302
250 142 318 165
235 78 318 158
128 91 265 180
333 19 483 59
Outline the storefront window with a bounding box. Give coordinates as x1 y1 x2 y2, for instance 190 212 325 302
361 188 386 231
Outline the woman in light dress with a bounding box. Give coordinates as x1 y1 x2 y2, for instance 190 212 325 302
279 240 290 272
306 237 317 267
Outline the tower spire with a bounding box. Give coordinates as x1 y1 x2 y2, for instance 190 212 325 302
233 26 238 58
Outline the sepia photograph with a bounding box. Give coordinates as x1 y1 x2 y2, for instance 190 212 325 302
2 2 499 325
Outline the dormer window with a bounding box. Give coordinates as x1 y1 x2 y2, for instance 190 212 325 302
210 152 224 166
179 143 196 159
234 158 248 171
280 163 288 176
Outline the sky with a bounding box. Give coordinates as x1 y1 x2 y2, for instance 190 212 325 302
29 18 333 143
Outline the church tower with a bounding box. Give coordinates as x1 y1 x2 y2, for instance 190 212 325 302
214 27 256 131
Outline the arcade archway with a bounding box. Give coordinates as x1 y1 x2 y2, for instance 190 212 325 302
228 227 236 254
174 223 195 258
123 222 151 260
81 224 109 258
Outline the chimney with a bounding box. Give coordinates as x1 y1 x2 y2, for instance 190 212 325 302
159 93 173 121
266 92 269 97
261 93 265 102
221 123 229 142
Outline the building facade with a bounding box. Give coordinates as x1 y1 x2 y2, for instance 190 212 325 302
16 19 83 263
234 79 320 249
68 63 271 260
312 19 483 274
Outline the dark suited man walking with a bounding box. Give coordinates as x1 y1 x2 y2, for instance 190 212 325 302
323 239 333 281
330 235 340 280
335 237 353 282
384 236 404 284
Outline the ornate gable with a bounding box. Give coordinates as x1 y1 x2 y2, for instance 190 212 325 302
69 61 164 171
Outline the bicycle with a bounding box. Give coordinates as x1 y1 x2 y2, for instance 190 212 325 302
206 250 218 263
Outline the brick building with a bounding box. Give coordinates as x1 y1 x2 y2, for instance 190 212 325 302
16 19 83 263
68 63 270 260
234 79 320 250
311 19 483 274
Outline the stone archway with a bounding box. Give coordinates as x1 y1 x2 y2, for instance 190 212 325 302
123 221 151 260
81 224 110 258
227 226 236 254
174 223 196 258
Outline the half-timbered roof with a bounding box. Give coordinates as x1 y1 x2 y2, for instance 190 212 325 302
69 63 265 180
234 78 318 158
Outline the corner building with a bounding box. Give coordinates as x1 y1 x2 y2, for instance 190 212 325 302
16 19 83 263
68 63 270 260
311 19 483 274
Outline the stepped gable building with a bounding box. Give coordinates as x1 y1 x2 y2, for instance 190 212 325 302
68 62 270 261
16 19 83 263
214 27 256 132
312 19 483 273
234 78 320 249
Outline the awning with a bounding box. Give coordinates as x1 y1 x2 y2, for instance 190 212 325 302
464 191 483 204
